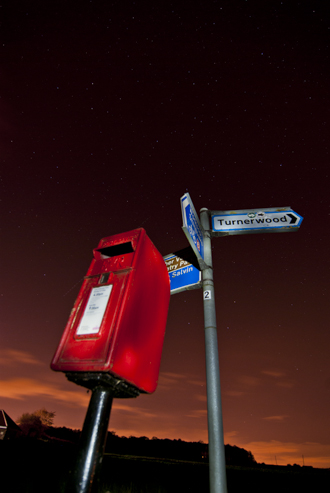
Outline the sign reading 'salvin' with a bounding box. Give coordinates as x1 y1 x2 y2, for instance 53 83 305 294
211 207 303 236
180 193 205 267
164 253 201 294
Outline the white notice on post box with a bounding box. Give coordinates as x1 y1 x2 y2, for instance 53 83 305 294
76 285 113 335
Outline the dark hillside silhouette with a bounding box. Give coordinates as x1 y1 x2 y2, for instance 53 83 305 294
105 432 256 466
10 407 256 467
46 426 81 443
225 444 256 466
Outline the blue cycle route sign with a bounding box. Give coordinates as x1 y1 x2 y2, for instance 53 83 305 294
163 254 202 294
180 193 205 266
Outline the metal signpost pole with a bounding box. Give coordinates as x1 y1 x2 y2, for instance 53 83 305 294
67 385 113 493
200 208 227 493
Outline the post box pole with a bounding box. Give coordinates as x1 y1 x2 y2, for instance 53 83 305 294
200 208 228 493
68 385 113 493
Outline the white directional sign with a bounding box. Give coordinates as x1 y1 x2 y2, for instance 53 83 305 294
180 193 205 267
211 207 303 236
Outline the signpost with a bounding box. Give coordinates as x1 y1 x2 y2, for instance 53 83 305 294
180 195 303 493
200 208 227 493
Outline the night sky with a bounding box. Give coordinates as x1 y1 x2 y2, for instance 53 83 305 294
1 1 330 468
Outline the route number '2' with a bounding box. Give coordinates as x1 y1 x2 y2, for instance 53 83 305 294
203 290 212 300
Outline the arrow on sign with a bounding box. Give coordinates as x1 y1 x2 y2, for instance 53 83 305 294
286 213 299 224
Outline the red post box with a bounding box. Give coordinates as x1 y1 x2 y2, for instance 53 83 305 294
51 228 170 395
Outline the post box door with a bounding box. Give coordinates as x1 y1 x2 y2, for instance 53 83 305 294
53 269 133 369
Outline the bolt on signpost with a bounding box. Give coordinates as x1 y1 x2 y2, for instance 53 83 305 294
180 194 303 493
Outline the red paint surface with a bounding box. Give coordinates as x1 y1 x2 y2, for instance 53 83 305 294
51 229 170 393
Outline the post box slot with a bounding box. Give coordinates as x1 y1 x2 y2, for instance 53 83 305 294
99 272 110 284
97 242 134 258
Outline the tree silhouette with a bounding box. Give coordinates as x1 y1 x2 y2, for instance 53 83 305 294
33 408 56 427
16 408 56 438
225 444 256 466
